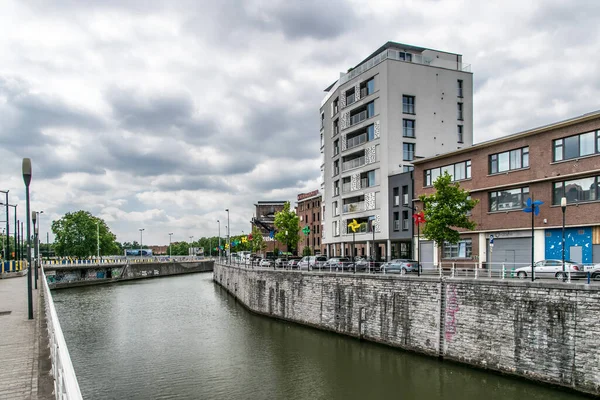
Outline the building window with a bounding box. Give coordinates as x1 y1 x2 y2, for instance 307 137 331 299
393 212 400 231
333 221 340 237
321 113 325 128
457 80 463 98
333 119 339 136
457 125 463 143
403 165 414 173
425 160 471 186
403 143 415 161
333 160 339 176
457 103 463 121
553 131 600 161
443 239 472 259
333 98 339 115
402 95 415 114
317 212 320 221
333 139 339 156
403 119 415 138
346 88 356 106
393 187 400 206
360 77 375 97
398 52 412 62
334 180 339 196
333 201 339 217
489 187 529 212
489 147 529 174
402 211 409 230
402 185 409 205
553 176 599 205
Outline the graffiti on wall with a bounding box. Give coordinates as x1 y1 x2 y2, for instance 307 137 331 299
545 227 592 263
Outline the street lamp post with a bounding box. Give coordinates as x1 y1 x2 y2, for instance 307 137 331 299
561 197 567 276
32 211 38 289
22 158 33 320
225 209 230 264
96 221 100 259
0 190 9 261
0 202 17 262
168 233 173 258
217 220 221 262
139 228 145 257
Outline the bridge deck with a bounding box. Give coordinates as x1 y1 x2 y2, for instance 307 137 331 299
0 274 53 399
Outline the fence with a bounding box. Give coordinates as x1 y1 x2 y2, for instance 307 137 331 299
42 256 207 267
41 268 83 400
1 260 26 273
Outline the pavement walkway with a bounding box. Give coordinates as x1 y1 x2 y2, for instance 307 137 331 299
0 273 53 400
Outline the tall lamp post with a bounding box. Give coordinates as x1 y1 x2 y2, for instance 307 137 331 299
32 211 39 289
217 220 221 262
168 233 173 258
139 228 145 257
561 197 567 276
225 209 230 264
523 196 543 282
22 158 33 320
0 190 9 261
0 202 17 262
36 211 43 267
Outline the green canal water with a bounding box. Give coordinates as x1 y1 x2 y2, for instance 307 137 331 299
53 273 589 400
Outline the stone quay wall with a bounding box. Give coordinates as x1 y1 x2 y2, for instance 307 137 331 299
214 263 600 396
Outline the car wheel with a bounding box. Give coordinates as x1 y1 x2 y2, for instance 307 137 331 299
336 266 339 272
517 271 527 279
401 268 407 275
555 272 566 280
309 265 313 271
592 272 600 281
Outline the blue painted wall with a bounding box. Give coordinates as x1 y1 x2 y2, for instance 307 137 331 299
545 227 592 263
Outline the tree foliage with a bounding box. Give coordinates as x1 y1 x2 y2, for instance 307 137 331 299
419 172 479 246
274 201 300 252
250 225 265 254
302 246 312 256
51 211 119 258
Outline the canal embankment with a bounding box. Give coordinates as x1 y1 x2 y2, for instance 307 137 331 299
46 260 214 289
214 263 600 397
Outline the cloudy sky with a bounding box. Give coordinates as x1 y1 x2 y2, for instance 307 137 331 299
1 0 599 245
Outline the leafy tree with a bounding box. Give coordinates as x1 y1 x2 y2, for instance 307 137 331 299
251 226 264 254
419 172 479 250
51 211 119 258
274 201 300 253
302 246 312 256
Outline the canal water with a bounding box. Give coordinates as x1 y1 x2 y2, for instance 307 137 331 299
53 273 587 400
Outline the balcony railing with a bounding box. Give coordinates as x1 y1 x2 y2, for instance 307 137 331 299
394 195 400 206
342 182 351 193
350 111 368 126
343 201 365 214
342 156 366 171
393 220 400 231
346 93 356 106
345 222 370 234
346 133 367 150
403 128 415 138
342 178 371 193
402 219 410 230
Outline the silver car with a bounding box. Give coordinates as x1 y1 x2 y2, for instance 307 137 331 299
514 259 585 280
381 259 419 274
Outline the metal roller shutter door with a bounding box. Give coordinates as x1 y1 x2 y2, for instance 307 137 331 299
488 237 532 270
420 241 434 269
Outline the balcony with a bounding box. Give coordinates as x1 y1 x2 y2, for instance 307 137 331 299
343 201 365 214
346 132 367 150
393 220 400 231
402 219 410 230
350 110 367 126
343 178 370 194
346 93 356 106
342 156 365 172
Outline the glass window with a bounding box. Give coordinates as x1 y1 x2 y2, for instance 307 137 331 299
442 165 454 180
498 152 509 172
366 78 375 95
457 103 463 120
403 143 415 161
403 119 415 137
431 168 441 184
553 176 599 205
367 124 375 141
367 102 375 118
367 170 376 187
554 139 563 161
403 95 415 114
457 80 463 97
489 187 529 211
466 160 471 178
510 148 522 169
490 147 528 174
403 165 414 173
455 162 466 180
523 147 529 168
564 135 579 160
580 132 595 156
457 125 463 143
443 239 472 258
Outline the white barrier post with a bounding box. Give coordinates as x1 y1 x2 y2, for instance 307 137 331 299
502 264 505 280
567 269 571 283
474 264 478 280
451 263 455 278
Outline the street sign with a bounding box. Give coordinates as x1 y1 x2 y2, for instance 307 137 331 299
489 234 494 245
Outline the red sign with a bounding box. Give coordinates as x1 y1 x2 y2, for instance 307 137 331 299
297 190 319 201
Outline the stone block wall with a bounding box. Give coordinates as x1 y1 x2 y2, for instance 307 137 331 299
214 264 600 396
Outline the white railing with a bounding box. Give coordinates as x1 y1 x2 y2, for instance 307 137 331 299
346 133 367 150
342 156 366 171
350 110 368 126
42 256 207 267
42 268 83 400
343 201 365 214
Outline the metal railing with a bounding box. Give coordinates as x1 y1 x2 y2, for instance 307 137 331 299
42 268 83 400
342 182 351 193
342 156 366 171
42 256 207 267
350 110 368 126
346 93 356 106
393 220 400 231
343 201 365 214
346 133 367 150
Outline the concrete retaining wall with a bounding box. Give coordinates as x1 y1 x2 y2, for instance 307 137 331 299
214 263 600 396
46 261 214 289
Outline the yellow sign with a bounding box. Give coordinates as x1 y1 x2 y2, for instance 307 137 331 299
348 219 361 233
241 237 247 243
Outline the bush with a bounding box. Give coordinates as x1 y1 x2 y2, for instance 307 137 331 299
302 247 312 256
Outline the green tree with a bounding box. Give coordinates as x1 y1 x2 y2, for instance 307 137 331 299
51 211 119 258
419 172 479 250
302 246 312 256
251 226 264 254
274 201 300 254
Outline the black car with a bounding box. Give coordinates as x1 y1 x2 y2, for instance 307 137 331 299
324 257 354 271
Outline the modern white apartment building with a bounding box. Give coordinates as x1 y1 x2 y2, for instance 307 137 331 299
320 41 473 260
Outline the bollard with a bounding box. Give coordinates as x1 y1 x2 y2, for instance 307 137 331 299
502 264 505 280
474 266 478 280
567 269 571 284
588 271 591 284
439 265 442 278
451 263 455 278
488 265 492 278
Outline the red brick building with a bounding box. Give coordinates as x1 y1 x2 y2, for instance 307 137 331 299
296 190 324 255
413 111 600 270
250 201 288 256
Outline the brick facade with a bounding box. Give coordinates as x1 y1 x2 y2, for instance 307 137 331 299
296 191 324 255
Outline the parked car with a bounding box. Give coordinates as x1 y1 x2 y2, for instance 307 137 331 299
274 258 286 268
381 259 419 274
514 259 585 280
286 257 302 269
590 264 600 281
355 256 378 272
259 258 273 268
324 257 354 271
298 256 327 271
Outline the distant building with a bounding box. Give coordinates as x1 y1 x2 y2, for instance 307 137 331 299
148 245 168 255
250 201 288 255
296 190 324 255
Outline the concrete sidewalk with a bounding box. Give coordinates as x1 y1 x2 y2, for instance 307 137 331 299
0 273 53 400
